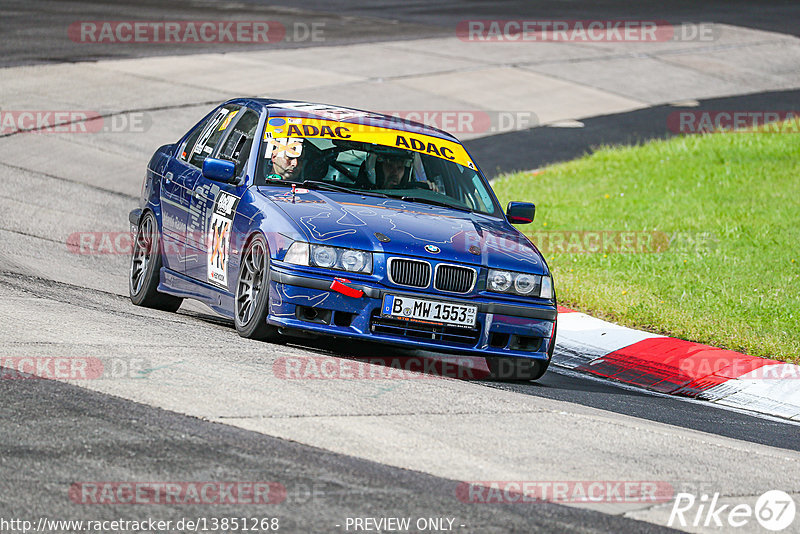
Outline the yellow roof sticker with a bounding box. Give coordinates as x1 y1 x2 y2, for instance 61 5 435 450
264 117 476 170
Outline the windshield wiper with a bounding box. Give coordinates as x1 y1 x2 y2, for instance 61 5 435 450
263 178 295 186
263 178 389 199
301 180 389 198
390 195 473 213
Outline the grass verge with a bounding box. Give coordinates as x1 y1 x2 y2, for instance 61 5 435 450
492 126 800 364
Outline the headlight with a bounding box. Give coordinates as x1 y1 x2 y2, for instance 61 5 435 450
488 270 512 292
340 249 369 272
284 242 372 274
487 269 553 299
514 273 537 295
312 246 336 268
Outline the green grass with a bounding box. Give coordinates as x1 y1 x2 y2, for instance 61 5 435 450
492 126 800 364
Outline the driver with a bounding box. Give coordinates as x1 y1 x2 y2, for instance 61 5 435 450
266 137 305 181
377 154 409 189
377 152 440 192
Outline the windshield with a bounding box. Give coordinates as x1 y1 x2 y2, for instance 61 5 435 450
257 128 500 217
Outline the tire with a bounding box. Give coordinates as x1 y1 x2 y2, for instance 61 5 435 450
129 211 183 312
234 234 280 340
486 357 549 381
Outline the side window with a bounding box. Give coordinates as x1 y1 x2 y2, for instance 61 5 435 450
216 109 259 177
181 105 240 168
471 174 492 212
179 126 203 163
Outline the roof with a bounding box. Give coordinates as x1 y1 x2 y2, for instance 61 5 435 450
239 98 458 142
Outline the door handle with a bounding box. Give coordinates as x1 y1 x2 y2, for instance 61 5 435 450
165 171 173 184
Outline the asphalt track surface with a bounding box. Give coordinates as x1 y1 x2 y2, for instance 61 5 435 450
3 0 799 67
2 2 800 533
2 371 675 533
4 0 799 175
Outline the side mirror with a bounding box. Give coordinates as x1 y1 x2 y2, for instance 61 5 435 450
202 158 237 184
506 201 535 224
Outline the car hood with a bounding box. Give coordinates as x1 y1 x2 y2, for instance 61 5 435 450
257 187 547 274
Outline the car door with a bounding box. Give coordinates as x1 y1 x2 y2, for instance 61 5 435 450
159 122 206 274
159 106 233 274
184 106 260 287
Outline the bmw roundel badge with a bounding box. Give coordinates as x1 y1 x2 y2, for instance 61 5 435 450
424 244 440 254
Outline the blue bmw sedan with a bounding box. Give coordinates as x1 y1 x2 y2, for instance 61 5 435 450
129 99 557 380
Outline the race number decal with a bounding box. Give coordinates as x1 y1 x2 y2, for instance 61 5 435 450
207 192 239 287
264 137 303 159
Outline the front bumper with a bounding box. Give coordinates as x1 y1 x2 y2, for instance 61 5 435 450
267 264 557 361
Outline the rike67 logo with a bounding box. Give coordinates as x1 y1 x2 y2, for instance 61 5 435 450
669 490 796 531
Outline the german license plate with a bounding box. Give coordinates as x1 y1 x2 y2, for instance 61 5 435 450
381 294 477 328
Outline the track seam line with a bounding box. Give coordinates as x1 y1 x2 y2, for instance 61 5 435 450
0 271 207 326
0 100 227 139
215 409 548 419
0 161 136 199
0 228 64 246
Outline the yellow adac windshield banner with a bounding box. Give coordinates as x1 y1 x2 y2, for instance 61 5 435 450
264 117 476 170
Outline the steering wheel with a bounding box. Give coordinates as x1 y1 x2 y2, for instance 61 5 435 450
330 160 359 181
